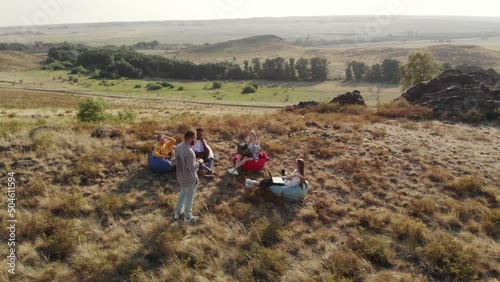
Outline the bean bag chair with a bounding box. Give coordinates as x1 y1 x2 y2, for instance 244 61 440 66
269 181 310 202
148 150 176 173
232 152 269 172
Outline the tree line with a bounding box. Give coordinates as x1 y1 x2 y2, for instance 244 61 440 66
344 59 401 84
46 45 330 82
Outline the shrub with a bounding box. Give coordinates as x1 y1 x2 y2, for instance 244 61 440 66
48 61 68 70
212 81 222 89
247 246 286 281
117 109 136 122
177 86 184 91
421 233 477 281
70 65 87 74
390 215 428 246
76 98 109 122
147 84 162 91
36 217 78 260
377 99 433 119
252 83 259 89
134 84 142 88
463 108 486 123
161 81 173 88
324 248 368 279
348 233 394 267
481 208 500 239
241 86 257 94
446 175 483 195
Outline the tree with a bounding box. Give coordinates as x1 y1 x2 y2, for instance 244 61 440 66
366 63 382 83
381 59 401 84
400 51 441 91
345 65 353 81
295 58 310 81
252 58 262 78
310 57 329 81
349 61 368 81
288 58 297 81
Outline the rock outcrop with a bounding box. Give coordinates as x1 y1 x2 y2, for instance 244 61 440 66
330 90 366 106
401 70 500 120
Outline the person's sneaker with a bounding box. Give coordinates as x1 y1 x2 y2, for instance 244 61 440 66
205 170 216 178
227 168 239 175
173 212 183 220
184 215 199 223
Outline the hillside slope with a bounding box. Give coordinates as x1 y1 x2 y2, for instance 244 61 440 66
0 99 499 281
0 51 43 72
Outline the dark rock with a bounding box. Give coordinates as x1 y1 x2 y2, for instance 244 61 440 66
0 162 5 169
29 126 55 139
296 101 319 109
91 127 122 139
401 71 500 120
305 121 321 128
11 159 37 169
330 90 366 106
31 114 42 119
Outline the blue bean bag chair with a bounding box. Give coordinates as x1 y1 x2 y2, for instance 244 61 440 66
269 181 310 202
148 150 176 173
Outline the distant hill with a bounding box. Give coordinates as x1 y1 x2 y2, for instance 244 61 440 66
0 51 43 72
190 35 296 54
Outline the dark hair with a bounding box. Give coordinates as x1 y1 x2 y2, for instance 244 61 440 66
157 134 165 141
184 130 196 141
196 128 203 132
297 159 305 188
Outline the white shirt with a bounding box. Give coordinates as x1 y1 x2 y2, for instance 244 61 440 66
285 169 302 186
193 140 204 152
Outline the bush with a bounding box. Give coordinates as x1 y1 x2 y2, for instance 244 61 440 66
77 98 109 122
134 84 142 88
324 248 368 280
49 61 67 70
161 81 173 88
481 208 500 239
177 86 184 91
390 216 428 246
117 109 136 122
377 99 433 119
147 84 162 91
252 83 259 89
241 86 257 94
421 233 477 281
463 108 486 123
70 65 87 74
446 175 483 195
348 233 394 267
212 81 222 89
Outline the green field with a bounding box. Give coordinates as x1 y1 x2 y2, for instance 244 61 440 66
0 70 402 107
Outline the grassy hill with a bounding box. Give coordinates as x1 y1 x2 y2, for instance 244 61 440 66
164 36 500 78
0 51 43 72
0 92 499 281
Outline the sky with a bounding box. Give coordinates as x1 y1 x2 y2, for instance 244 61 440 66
0 0 499 27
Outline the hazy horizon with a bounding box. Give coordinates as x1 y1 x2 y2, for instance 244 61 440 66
1 0 499 28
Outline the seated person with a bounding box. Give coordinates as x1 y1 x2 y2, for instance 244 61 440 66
246 159 306 190
228 130 261 176
153 134 176 163
282 159 306 188
192 128 216 177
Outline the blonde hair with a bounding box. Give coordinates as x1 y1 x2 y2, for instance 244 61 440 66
297 159 306 188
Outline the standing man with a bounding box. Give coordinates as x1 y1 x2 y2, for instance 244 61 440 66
193 128 216 177
173 130 200 223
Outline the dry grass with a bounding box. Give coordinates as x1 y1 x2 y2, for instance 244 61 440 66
1 96 500 281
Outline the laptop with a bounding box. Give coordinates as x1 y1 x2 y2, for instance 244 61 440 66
271 177 285 185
